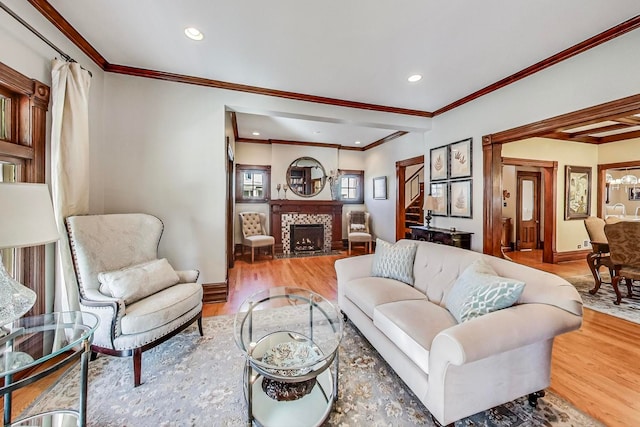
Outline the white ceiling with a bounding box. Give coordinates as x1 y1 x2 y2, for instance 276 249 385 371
43 0 640 145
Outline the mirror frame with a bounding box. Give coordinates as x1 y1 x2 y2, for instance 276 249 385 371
286 157 327 198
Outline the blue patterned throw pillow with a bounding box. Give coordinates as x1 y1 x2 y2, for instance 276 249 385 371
371 239 418 285
445 259 525 323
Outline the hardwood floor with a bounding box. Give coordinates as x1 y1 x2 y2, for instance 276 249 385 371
6 246 639 426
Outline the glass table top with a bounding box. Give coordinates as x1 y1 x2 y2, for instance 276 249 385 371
234 287 343 378
0 311 99 376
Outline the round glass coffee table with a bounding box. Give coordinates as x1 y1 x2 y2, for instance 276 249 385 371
234 287 343 427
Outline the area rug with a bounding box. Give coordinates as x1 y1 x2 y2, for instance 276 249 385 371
565 273 640 324
22 314 601 426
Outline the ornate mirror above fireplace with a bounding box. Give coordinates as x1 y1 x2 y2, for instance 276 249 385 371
286 157 326 197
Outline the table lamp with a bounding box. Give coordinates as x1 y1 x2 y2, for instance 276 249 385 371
0 183 59 327
424 195 438 229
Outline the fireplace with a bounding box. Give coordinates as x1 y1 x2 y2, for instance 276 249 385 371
290 224 324 253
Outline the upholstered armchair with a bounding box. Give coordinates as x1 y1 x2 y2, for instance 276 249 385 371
583 216 615 295
604 221 640 305
66 213 203 387
239 212 275 262
347 211 372 255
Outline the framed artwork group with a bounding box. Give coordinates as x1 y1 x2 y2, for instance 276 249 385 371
429 138 472 218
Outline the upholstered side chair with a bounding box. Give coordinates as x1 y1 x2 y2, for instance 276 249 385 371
239 212 275 262
604 221 640 305
583 216 615 295
66 213 203 387
347 211 372 255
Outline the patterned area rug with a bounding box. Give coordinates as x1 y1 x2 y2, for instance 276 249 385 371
22 314 600 426
565 273 640 324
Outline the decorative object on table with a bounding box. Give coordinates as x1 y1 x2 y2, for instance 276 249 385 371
65 213 204 387
22 316 599 427
424 195 438 228
276 183 281 199
0 183 59 327
372 176 387 200
429 182 448 216
564 165 591 220
429 145 448 181
283 183 288 199
449 179 472 218
449 137 472 179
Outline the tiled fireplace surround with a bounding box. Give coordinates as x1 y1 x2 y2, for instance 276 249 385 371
269 200 343 254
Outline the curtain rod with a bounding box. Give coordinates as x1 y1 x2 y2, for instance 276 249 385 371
0 1 92 77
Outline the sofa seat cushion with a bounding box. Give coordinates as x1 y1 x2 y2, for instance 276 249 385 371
343 276 427 319
121 281 203 335
374 300 457 374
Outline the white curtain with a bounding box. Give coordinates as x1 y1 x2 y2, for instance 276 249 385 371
50 59 91 312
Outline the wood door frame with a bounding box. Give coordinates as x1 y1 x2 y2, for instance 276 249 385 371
515 170 542 251
395 155 424 241
484 94 640 261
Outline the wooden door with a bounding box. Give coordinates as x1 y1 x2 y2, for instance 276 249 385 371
516 171 541 250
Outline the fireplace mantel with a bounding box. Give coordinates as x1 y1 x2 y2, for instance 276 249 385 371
269 200 343 252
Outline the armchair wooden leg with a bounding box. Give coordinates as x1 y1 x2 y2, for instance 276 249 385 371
251 247 255 263
197 316 203 336
133 348 142 387
611 275 623 305
348 240 351 255
271 245 275 259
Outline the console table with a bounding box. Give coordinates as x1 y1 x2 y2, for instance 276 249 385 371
409 226 473 249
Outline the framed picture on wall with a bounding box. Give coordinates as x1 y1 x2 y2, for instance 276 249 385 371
429 182 448 216
373 176 387 200
449 180 472 218
430 145 448 181
449 138 472 179
564 165 591 220
629 186 640 201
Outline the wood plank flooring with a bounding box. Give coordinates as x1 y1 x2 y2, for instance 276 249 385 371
6 246 640 426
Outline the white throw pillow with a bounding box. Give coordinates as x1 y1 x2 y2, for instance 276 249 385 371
445 259 525 323
371 238 418 285
98 258 180 305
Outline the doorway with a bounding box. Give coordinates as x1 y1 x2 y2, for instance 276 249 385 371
516 171 541 251
395 155 424 241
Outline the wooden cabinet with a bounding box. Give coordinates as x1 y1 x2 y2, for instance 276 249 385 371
409 226 473 250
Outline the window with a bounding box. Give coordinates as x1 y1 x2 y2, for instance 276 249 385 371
235 164 271 202
338 170 364 204
0 61 50 316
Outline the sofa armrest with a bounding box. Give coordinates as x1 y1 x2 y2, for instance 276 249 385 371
176 269 200 283
335 254 374 286
430 303 582 366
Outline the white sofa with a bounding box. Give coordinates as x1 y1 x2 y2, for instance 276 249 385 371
335 240 582 426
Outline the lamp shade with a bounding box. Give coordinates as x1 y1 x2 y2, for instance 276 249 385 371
0 183 59 249
424 195 438 211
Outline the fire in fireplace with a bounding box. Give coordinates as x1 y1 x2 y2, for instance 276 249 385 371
290 224 324 253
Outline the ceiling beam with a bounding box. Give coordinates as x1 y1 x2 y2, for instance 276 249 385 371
601 129 640 143
614 116 640 125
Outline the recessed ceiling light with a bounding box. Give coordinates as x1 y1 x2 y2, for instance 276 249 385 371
252 131 260 136
355 141 361 145
313 130 321 134
407 74 422 82
184 27 204 41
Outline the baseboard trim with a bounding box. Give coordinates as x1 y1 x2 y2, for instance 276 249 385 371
202 282 228 303
552 249 590 263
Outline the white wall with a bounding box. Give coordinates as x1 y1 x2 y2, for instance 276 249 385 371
364 132 426 242
427 27 640 252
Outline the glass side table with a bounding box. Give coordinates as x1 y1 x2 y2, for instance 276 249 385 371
234 287 343 427
1 311 99 427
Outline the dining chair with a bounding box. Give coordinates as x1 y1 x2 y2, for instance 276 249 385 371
239 212 275 262
605 203 626 218
583 217 615 295
603 221 640 305
347 211 372 255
